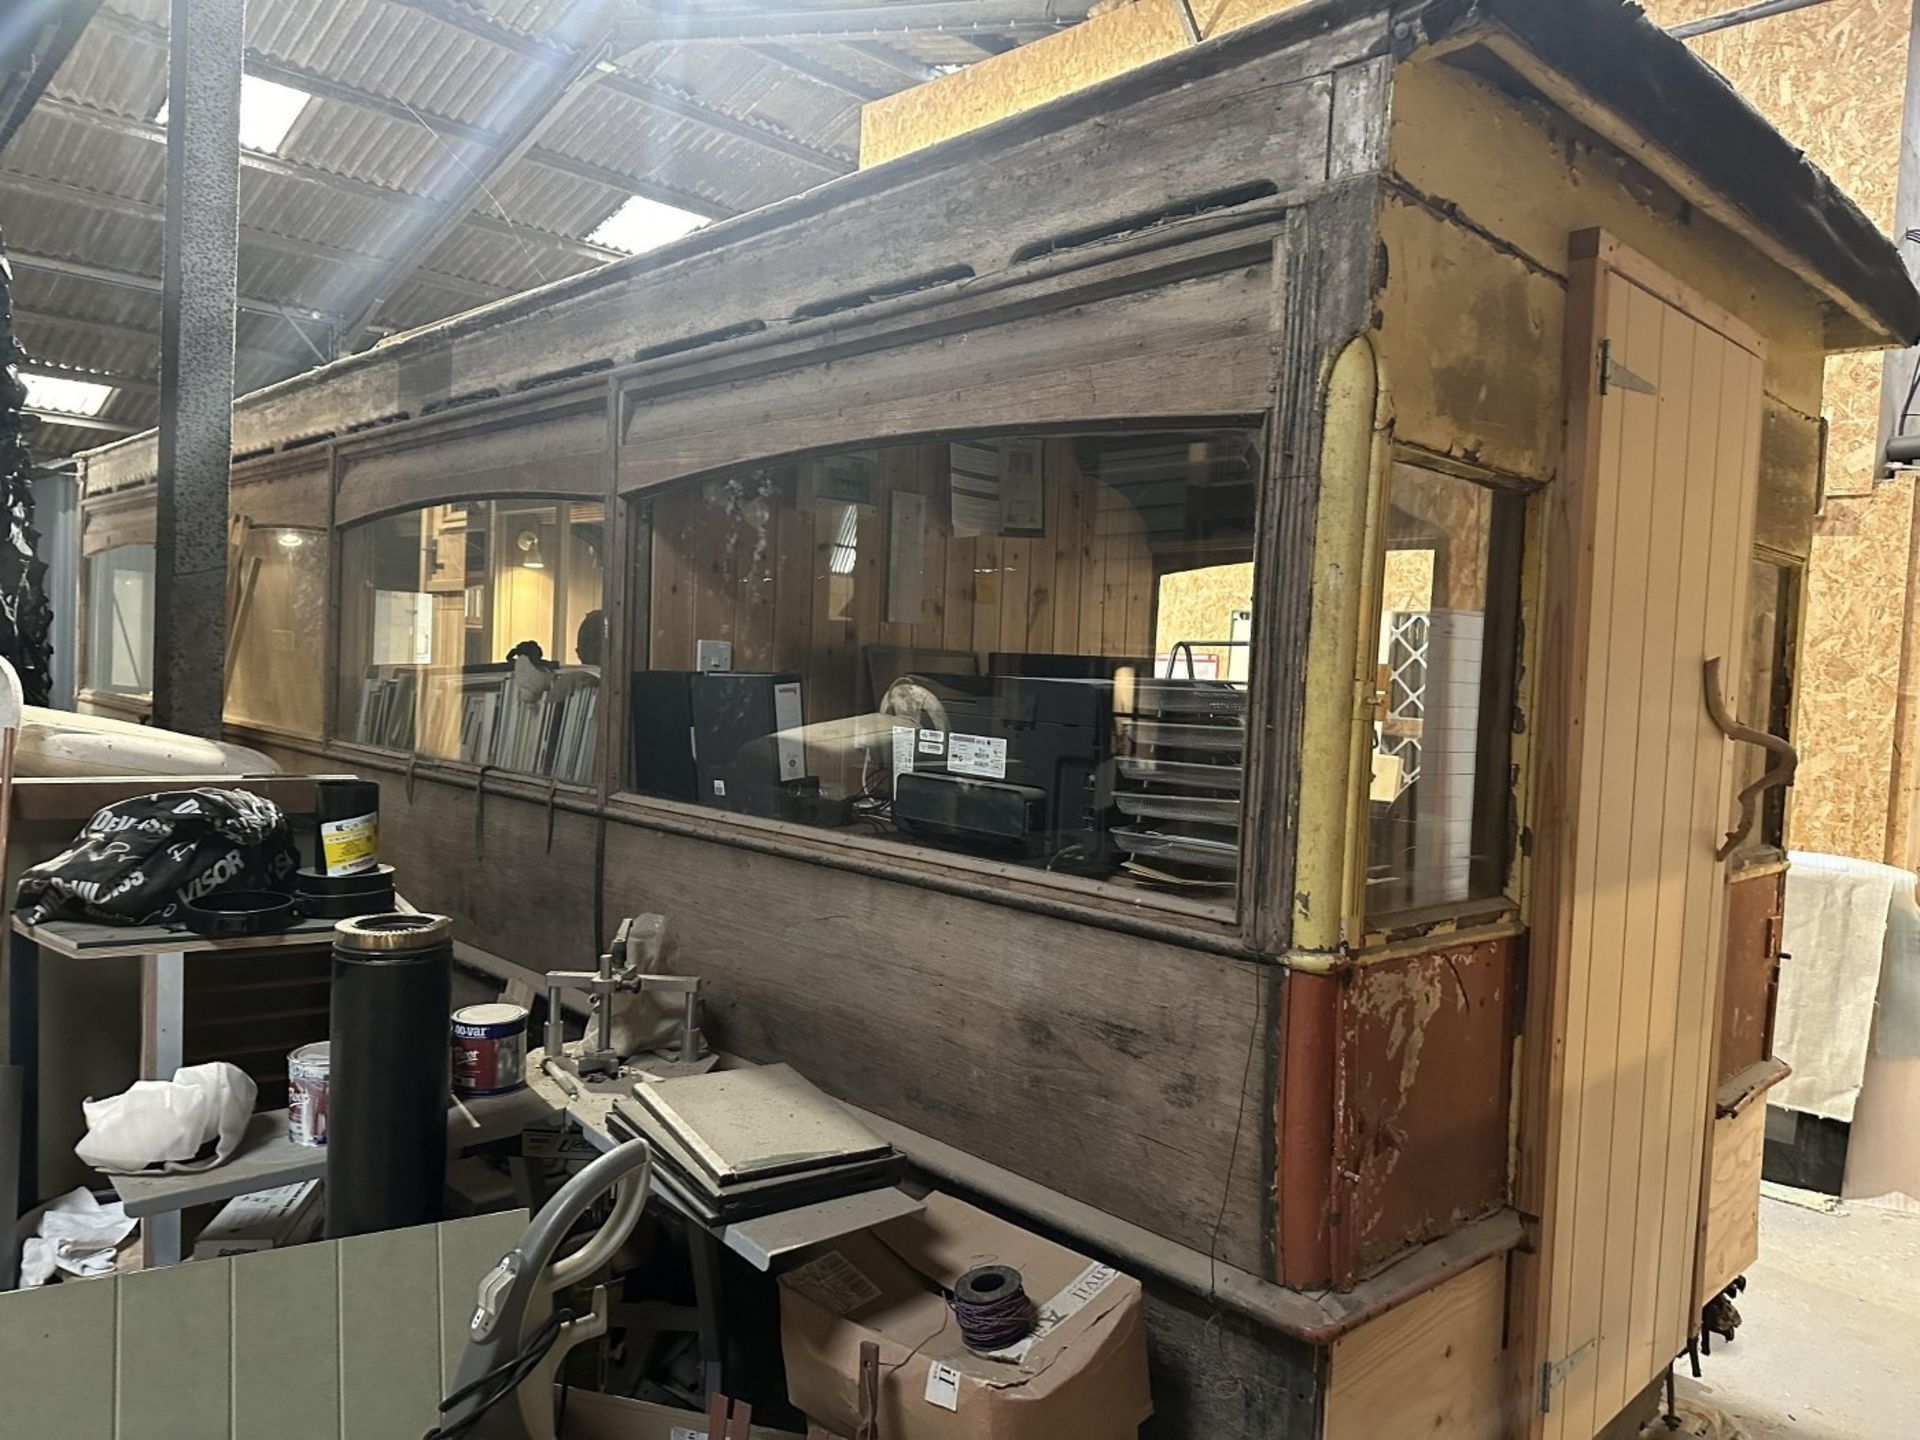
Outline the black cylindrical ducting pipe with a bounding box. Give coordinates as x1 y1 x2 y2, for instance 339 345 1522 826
326 912 452 1239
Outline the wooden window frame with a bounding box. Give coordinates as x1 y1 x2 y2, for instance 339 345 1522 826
605 420 1271 932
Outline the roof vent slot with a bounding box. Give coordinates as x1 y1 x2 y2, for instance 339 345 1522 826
634 319 767 363
421 387 501 416
790 265 975 322
1011 181 1280 263
515 358 614 391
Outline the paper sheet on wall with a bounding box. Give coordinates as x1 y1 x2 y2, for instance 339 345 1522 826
949 441 1002 537
887 490 925 625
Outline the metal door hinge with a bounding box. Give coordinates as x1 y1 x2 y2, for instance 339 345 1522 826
1598 339 1657 397
1540 1339 1597 1414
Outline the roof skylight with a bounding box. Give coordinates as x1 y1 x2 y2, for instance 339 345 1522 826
154 74 313 155
20 374 115 417
587 195 708 255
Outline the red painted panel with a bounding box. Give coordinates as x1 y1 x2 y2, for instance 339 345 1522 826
1331 936 1514 1286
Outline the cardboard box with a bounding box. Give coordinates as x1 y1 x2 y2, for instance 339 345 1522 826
190 1179 322 1259
778 1191 1150 1440
558 1391 800 1440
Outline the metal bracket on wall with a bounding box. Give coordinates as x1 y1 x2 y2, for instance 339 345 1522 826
1704 656 1798 861
1597 338 1658 397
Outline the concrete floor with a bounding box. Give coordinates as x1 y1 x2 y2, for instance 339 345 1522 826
1671 1195 1920 1439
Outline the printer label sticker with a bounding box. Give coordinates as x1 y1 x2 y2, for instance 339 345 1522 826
783 1250 882 1315
924 1361 962 1410
892 726 916 776
948 733 1007 779
917 729 946 756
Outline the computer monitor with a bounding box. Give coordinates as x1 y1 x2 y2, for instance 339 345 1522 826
863 645 980 711
987 652 1151 682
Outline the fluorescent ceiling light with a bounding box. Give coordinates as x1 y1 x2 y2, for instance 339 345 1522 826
21 374 114 417
587 195 707 255
154 75 313 154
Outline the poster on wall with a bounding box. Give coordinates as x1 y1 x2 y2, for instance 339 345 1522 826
999 439 1046 536
887 491 926 625
949 439 1047 538
949 440 1002 538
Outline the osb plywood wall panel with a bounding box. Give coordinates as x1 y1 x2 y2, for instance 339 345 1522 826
859 0 1312 165
1156 561 1252 674
1645 0 1912 861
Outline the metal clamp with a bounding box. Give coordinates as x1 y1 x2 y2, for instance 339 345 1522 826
1704 656 1798 862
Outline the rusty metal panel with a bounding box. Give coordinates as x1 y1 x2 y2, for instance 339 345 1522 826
1333 936 1514 1286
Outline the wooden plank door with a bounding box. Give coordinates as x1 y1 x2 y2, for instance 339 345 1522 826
1523 232 1765 1439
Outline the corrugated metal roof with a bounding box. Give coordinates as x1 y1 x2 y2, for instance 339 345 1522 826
1 0 1092 460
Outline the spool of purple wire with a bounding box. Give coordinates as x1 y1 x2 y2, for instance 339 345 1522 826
952 1264 1037 1353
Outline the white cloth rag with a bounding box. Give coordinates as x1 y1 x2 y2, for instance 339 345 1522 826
18 1187 137 1287
75 1060 257 1174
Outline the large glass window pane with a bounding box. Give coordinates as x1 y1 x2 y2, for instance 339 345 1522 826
336 498 605 783
227 524 328 736
84 543 155 696
1368 463 1524 914
628 428 1262 907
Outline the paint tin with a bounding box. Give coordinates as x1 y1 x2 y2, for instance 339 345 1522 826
288 1041 330 1147
451 1003 528 1097
316 779 381 877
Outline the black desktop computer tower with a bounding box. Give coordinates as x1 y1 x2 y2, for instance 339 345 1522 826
629 670 805 815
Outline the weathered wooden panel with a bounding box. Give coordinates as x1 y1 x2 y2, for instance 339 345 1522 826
1142 1279 1323 1438
1322 1256 1505 1440
81 493 156 556
1390 57 1827 416
230 455 331 533
1376 191 1565 482
618 267 1275 493
1699 1102 1764 1302
337 399 608 526
598 817 1274 1270
1336 938 1513 1283
1720 868 1785 1083
364 771 602 967
1753 400 1821 562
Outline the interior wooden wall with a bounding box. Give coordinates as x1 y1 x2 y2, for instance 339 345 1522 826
647 439 1158 720
1643 0 1912 863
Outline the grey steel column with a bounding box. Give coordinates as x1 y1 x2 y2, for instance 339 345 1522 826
152 0 244 739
